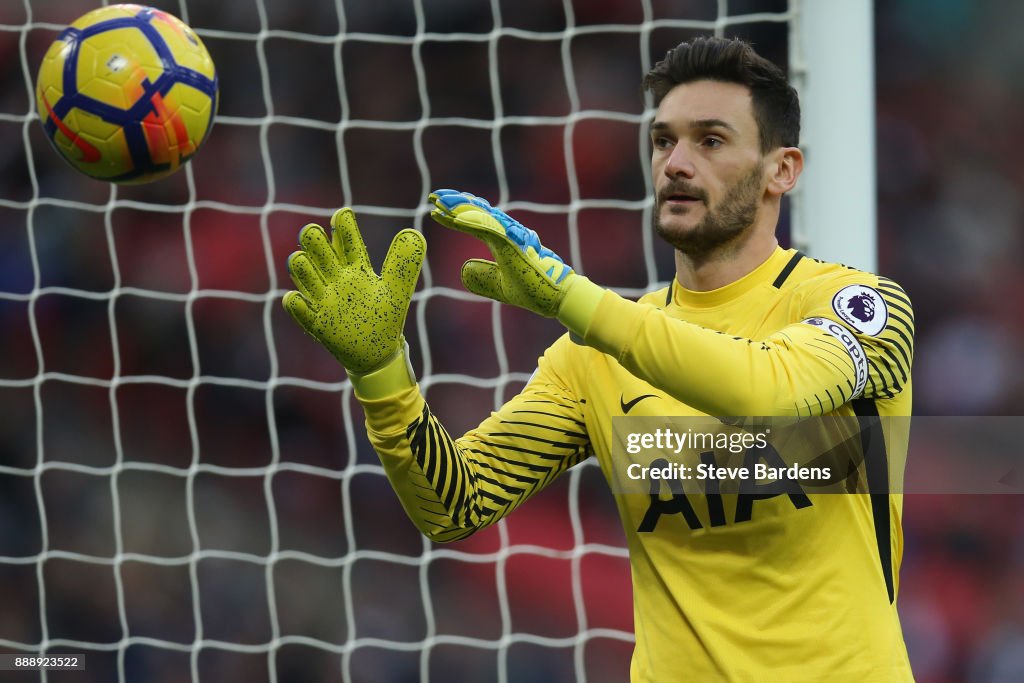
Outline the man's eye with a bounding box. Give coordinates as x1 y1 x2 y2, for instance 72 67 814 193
702 137 723 148
653 137 673 149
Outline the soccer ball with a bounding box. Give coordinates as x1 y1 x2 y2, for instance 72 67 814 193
35 4 218 184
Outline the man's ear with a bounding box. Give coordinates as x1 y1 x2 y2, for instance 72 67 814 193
766 147 803 196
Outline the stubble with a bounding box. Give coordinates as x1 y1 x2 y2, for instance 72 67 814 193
654 161 764 257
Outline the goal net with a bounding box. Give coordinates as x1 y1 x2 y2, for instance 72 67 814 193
0 0 871 681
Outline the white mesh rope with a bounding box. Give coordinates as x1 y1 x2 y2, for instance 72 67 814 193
0 1 795 680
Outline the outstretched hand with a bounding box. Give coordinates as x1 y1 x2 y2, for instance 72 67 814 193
283 208 425 374
428 188 576 318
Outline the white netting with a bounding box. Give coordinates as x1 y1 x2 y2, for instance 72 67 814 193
0 0 794 680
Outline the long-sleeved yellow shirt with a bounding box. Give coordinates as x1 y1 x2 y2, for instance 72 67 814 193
359 246 915 682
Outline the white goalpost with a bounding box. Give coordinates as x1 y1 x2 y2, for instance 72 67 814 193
0 0 875 681
791 0 877 272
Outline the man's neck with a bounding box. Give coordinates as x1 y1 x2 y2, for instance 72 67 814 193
674 227 779 292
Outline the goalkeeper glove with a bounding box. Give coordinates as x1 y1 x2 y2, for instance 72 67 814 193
428 189 604 335
283 208 425 397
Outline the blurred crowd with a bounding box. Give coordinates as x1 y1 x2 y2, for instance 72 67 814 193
0 0 1021 681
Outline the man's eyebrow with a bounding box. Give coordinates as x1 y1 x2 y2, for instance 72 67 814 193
648 118 738 134
691 118 738 132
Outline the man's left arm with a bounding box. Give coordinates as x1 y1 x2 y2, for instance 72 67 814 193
578 276 913 416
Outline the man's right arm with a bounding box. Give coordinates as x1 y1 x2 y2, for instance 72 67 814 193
353 338 591 542
281 208 590 542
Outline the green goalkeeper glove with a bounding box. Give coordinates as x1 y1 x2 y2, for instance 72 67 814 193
283 208 425 397
428 189 604 335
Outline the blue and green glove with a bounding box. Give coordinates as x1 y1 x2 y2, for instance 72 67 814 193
283 208 424 398
428 189 605 335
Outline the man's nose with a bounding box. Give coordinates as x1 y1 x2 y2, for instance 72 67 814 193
664 144 696 179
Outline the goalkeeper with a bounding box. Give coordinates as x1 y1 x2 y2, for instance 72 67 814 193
284 37 915 682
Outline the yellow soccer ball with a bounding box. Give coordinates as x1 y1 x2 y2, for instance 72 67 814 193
35 4 218 184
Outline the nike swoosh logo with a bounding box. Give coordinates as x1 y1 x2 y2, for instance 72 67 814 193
620 393 657 414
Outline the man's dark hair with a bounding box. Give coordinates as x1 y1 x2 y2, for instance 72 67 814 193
642 37 800 153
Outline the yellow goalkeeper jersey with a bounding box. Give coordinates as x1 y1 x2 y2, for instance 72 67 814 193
359 246 915 682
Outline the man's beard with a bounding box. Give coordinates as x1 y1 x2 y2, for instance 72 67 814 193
654 161 764 257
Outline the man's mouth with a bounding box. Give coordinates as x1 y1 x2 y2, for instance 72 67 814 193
662 190 704 205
